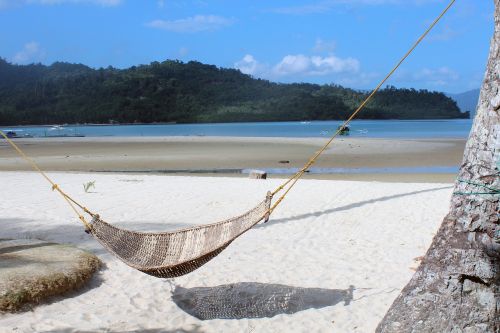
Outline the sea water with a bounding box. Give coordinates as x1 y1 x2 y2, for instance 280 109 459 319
2 119 472 139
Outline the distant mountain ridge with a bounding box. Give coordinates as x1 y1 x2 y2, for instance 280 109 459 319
0 58 469 125
446 89 480 118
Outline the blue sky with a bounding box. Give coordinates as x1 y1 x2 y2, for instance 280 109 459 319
0 0 494 93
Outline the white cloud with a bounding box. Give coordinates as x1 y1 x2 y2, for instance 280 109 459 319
234 53 360 79
273 54 360 76
234 54 261 76
274 55 311 75
311 55 360 74
146 15 235 33
12 41 45 64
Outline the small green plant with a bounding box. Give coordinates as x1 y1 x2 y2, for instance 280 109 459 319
83 181 96 193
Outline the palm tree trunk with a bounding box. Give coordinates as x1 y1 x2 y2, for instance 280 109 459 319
376 1 500 332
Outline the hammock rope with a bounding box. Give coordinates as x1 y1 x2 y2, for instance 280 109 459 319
0 130 96 230
0 0 456 278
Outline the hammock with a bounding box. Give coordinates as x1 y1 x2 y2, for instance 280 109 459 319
0 0 454 278
89 193 271 278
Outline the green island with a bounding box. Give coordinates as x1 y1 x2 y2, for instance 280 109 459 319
0 58 468 125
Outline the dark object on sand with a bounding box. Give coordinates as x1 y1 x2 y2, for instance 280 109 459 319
248 170 267 179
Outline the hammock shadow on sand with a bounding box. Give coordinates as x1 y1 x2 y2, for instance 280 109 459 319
172 282 354 320
257 185 452 228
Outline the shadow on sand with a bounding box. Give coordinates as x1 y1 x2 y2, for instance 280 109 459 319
172 282 354 320
258 185 452 228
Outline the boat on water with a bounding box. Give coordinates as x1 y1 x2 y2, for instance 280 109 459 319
337 125 350 135
1 130 33 139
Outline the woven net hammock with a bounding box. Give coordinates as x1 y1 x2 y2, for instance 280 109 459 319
88 192 272 278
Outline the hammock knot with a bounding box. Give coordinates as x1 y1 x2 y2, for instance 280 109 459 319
52 184 59 191
88 214 101 229
79 215 93 233
83 207 94 216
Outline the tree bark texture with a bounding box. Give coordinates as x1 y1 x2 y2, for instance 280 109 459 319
377 1 500 332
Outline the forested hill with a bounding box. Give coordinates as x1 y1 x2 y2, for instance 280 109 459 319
0 58 468 125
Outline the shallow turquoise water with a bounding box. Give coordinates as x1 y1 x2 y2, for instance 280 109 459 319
2 119 472 139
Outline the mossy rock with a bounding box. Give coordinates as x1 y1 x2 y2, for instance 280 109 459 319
0 239 101 312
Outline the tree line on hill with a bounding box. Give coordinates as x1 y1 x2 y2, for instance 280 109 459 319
0 58 469 125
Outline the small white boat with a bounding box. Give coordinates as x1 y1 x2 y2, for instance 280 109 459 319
46 126 85 137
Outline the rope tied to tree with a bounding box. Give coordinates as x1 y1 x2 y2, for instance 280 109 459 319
453 178 500 196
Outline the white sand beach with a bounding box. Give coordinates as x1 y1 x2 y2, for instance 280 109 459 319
0 172 453 332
